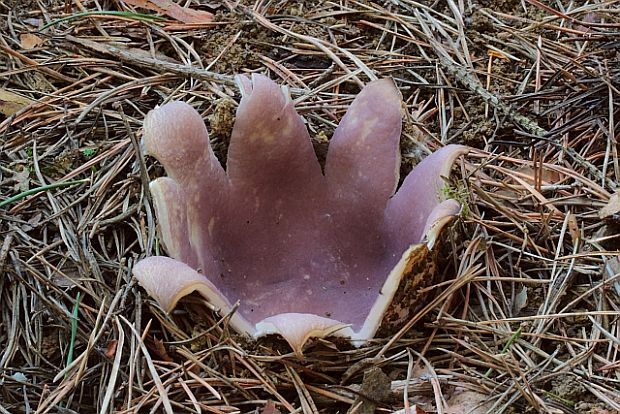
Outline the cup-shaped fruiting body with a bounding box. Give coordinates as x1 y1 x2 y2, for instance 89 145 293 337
133 74 467 355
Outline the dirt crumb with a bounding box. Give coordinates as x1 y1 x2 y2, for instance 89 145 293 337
347 366 392 414
208 98 236 139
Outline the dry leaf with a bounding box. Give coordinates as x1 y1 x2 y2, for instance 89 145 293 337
602 257 620 297
445 390 492 414
567 212 580 244
151 337 173 362
122 0 214 24
516 165 561 185
513 286 528 315
599 191 620 218
0 89 35 116
20 33 44 49
12 166 30 192
105 340 118 358
261 401 282 414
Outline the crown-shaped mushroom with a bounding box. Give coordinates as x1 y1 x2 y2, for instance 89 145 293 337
133 74 466 355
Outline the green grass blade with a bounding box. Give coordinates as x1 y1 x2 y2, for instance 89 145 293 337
0 179 89 208
66 291 82 373
40 10 165 31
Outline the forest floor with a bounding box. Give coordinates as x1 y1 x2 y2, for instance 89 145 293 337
1 0 619 413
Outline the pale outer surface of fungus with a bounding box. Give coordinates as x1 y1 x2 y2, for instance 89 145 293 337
133 74 467 354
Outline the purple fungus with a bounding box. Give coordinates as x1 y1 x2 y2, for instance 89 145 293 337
133 74 467 355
